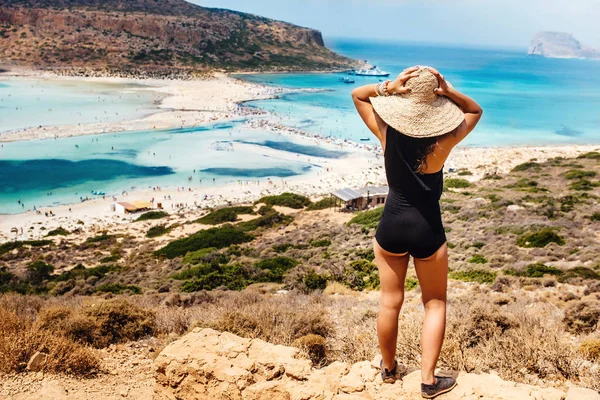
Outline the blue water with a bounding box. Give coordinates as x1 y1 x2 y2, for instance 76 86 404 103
2 38 600 213
241 39 600 146
234 140 349 158
0 121 337 213
0 78 161 133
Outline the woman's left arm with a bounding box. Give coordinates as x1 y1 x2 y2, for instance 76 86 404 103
351 66 419 142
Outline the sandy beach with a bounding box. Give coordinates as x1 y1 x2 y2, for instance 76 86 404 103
1 69 599 241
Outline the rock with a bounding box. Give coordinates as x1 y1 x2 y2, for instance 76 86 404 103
26 351 48 372
506 204 524 212
153 328 583 400
565 386 600 400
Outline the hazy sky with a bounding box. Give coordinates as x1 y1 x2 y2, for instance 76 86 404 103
194 0 600 49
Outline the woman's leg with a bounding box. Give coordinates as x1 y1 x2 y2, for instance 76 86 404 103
413 243 449 385
373 238 410 371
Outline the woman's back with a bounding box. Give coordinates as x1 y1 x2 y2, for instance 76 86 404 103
383 125 444 205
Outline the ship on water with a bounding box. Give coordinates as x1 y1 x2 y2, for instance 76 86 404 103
348 66 390 77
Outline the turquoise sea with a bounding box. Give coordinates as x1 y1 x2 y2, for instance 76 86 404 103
1 38 600 214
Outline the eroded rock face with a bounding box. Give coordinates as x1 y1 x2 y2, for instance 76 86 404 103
0 0 353 73
153 328 600 400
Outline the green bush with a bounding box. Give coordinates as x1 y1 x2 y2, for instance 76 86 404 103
95 283 142 294
447 242 456 249
558 267 600 283
257 205 274 215
347 207 384 229
307 197 336 210
26 260 54 286
154 226 254 259
483 174 503 180
135 211 168 222
468 254 488 264
577 152 600 160
591 213 600 221
146 224 173 238
444 178 472 189
255 257 299 282
511 161 541 172
235 211 293 232
0 241 24 256
194 206 254 225
505 263 563 278
273 243 294 253
510 178 538 188
449 269 496 284
171 264 213 280
570 179 597 191
563 170 597 180
405 278 419 291
181 264 251 291
310 238 331 248
0 240 53 256
99 254 121 263
458 169 473 176
46 227 70 236
345 259 379 290
471 242 485 249
256 193 311 209
355 248 375 262
85 233 116 244
516 228 564 248
303 269 328 291
182 247 219 265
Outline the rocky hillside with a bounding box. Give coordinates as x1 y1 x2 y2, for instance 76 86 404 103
0 0 355 75
528 31 600 59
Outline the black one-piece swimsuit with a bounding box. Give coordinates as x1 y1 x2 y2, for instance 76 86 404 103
375 126 447 258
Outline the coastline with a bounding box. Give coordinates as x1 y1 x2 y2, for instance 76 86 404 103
1 69 600 241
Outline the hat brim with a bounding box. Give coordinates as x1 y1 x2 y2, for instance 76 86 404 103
370 94 465 138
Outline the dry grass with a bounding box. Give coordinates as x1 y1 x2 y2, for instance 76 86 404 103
0 305 100 376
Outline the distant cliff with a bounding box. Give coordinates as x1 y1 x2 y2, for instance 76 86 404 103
528 31 600 59
0 0 356 76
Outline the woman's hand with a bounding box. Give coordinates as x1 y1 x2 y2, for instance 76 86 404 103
429 67 451 96
387 66 420 95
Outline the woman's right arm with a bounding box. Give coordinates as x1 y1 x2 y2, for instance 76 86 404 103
430 68 483 145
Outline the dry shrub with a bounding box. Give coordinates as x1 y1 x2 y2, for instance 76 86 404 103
86 299 156 346
35 299 156 348
0 307 100 376
580 339 600 362
441 297 580 382
206 306 331 344
563 300 600 334
37 306 100 346
292 334 327 366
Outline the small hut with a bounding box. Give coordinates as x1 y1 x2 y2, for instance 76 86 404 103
331 185 389 211
113 200 153 215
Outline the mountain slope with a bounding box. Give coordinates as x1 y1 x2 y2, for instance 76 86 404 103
528 31 600 59
0 0 355 74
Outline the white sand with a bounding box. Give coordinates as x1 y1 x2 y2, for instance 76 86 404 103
1 70 599 241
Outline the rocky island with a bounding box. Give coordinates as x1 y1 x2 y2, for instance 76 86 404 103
0 0 356 76
528 31 600 59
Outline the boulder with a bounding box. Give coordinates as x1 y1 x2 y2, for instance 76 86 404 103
26 351 48 372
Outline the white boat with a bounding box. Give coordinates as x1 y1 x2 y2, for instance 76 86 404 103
351 66 390 77
338 77 355 84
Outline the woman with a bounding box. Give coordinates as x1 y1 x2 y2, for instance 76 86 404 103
351 66 482 399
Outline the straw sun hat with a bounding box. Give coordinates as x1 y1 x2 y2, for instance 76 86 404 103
370 66 464 138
